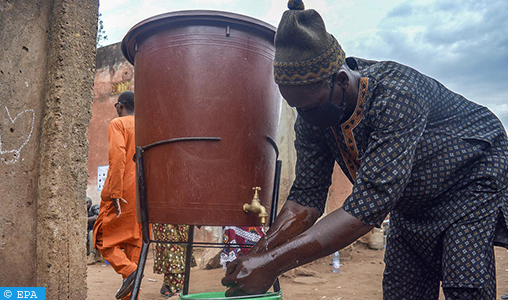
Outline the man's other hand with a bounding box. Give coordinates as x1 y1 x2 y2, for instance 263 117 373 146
111 198 128 217
221 255 276 297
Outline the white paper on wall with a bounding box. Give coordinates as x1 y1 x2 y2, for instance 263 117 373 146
97 165 109 191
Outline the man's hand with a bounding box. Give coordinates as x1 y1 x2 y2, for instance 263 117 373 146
221 254 277 297
221 206 373 297
249 201 321 256
248 235 269 255
111 197 128 217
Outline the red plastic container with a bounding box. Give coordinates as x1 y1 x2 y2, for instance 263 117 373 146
122 11 281 226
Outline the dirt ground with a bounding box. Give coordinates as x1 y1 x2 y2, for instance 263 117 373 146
87 244 508 300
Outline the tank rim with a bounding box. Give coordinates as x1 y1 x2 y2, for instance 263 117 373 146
121 10 277 65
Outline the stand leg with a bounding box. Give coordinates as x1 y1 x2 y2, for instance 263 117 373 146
271 160 282 293
183 225 195 295
270 160 282 226
129 241 149 300
130 146 150 299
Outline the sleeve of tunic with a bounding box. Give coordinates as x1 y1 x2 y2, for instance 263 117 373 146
287 118 336 214
106 119 127 199
342 72 429 226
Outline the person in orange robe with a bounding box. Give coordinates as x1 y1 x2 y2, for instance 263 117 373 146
93 91 142 300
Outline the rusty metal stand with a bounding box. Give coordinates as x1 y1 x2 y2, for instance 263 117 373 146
130 138 282 299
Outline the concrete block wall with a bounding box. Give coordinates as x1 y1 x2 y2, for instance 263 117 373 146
0 0 98 299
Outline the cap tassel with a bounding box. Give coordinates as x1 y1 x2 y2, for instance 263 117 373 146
288 0 305 10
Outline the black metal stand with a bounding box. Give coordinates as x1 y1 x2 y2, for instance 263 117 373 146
130 137 282 299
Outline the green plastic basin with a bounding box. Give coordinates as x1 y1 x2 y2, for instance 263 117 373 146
179 291 282 300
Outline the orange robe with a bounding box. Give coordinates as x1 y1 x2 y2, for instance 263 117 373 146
93 115 142 279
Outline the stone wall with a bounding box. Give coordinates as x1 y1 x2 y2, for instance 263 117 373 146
0 0 98 299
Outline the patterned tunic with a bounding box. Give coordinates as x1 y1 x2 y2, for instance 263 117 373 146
288 57 508 298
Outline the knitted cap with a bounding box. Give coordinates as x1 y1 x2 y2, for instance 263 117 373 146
274 0 345 85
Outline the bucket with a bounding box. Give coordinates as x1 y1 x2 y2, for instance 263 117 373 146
179 291 282 300
122 11 281 226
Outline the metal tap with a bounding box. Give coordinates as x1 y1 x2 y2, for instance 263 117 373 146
243 187 269 226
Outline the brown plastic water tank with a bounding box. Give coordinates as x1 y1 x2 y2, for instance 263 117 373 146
122 11 281 226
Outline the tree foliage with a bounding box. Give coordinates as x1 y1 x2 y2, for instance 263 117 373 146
97 13 108 47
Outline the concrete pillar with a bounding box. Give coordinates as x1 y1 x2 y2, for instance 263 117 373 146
0 0 98 299
0 0 50 286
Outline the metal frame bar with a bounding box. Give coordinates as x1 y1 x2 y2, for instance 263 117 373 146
130 137 281 299
144 240 261 248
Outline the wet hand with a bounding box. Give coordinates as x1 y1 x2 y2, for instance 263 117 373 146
111 197 128 217
248 235 269 255
221 254 277 297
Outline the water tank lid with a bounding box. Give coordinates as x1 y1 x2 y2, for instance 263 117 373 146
121 10 277 65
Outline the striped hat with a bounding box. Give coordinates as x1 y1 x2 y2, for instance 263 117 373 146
274 0 346 85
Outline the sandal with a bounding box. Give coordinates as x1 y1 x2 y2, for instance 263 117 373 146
166 291 180 298
160 284 170 297
161 285 180 298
